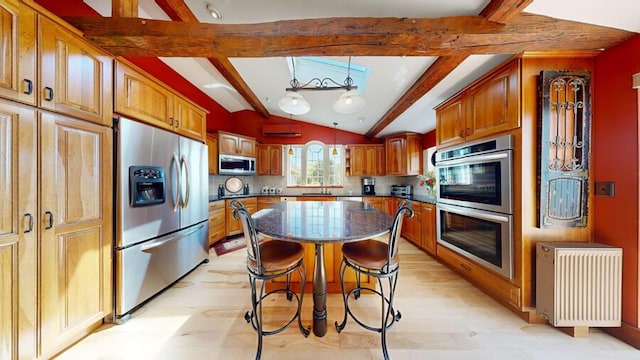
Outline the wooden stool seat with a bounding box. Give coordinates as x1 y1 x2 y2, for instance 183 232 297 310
341 240 398 271
248 240 305 273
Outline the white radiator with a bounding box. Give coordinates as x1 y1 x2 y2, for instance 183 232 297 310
536 242 622 331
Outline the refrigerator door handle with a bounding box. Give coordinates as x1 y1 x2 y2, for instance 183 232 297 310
180 155 190 209
140 223 205 252
172 153 181 211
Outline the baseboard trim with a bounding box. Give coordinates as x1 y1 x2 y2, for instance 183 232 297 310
603 321 640 349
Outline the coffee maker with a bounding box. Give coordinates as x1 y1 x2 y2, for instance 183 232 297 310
362 177 376 195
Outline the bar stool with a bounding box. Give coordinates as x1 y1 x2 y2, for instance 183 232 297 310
231 200 310 359
335 199 413 360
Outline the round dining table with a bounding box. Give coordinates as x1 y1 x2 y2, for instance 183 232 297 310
252 200 394 337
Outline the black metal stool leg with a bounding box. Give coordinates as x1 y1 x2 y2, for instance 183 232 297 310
334 260 349 333
298 264 311 337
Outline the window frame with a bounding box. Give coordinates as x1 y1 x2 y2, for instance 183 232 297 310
286 141 344 188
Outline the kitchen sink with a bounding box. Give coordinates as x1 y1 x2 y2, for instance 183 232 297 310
301 192 332 195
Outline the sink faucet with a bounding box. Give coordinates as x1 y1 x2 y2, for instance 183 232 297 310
320 179 324 194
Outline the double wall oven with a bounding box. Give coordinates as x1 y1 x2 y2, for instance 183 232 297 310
435 134 514 279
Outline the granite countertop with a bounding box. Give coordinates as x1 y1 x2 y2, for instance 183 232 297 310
252 201 394 243
209 193 436 204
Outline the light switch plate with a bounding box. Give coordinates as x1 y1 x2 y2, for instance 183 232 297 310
595 181 615 197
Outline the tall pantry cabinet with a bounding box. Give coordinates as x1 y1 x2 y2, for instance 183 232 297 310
0 1 113 359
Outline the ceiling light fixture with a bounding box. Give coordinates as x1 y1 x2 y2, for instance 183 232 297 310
205 3 221 19
332 122 338 156
279 57 365 115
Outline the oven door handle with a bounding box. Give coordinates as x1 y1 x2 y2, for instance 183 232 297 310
436 151 509 167
436 203 511 223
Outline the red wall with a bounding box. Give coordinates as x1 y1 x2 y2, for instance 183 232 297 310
230 110 384 145
594 34 640 328
423 130 436 149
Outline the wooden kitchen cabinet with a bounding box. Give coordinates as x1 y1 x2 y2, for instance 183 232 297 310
385 133 422 176
436 59 519 147
208 200 225 246
363 196 385 212
421 203 436 256
206 133 218 174
0 99 37 360
174 95 207 140
39 15 113 126
0 1 37 105
257 144 283 175
39 111 113 359
384 197 402 216
344 144 384 176
401 202 421 245
257 196 281 211
218 131 256 156
0 2 112 125
225 197 257 237
114 60 207 141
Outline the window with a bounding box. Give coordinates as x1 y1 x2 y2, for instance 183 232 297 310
286 142 343 187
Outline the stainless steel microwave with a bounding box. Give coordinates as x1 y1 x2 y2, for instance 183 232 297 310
219 154 256 175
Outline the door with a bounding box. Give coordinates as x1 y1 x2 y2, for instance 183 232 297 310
117 118 180 247
179 136 208 228
39 111 112 358
0 100 37 360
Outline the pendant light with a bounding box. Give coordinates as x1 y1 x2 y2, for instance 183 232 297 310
288 144 294 156
279 57 364 115
332 122 338 156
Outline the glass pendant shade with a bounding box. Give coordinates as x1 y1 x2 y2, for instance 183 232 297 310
333 90 365 114
279 91 310 115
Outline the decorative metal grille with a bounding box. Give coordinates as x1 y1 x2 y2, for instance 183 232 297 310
539 71 591 227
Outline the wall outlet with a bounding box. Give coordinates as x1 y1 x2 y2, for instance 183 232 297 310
595 181 615 197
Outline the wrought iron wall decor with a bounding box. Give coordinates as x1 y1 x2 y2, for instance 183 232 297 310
538 70 591 228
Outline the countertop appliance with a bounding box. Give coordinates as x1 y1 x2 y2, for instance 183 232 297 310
362 177 376 195
114 117 209 322
390 184 413 197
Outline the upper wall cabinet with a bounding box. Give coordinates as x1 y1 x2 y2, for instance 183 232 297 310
0 2 112 125
345 144 385 176
39 16 113 126
257 144 282 176
217 131 256 157
114 60 207 141
436 59 520 147
385 133 422 176
0 1 36 105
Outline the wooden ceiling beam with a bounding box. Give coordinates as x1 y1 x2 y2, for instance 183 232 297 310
112 0 138 18
154 0 270 118
65 14 633 58
480 0 533 24
364 55 469 138
365 0 548 138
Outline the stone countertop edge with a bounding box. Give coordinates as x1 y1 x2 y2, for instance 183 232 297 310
209 193 436 204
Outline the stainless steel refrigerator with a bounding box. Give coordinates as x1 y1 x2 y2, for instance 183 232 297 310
114 117 209 322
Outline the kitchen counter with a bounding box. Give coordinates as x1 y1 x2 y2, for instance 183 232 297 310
209 193 436 204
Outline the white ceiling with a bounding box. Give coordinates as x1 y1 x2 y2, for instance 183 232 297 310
84 0 639 138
